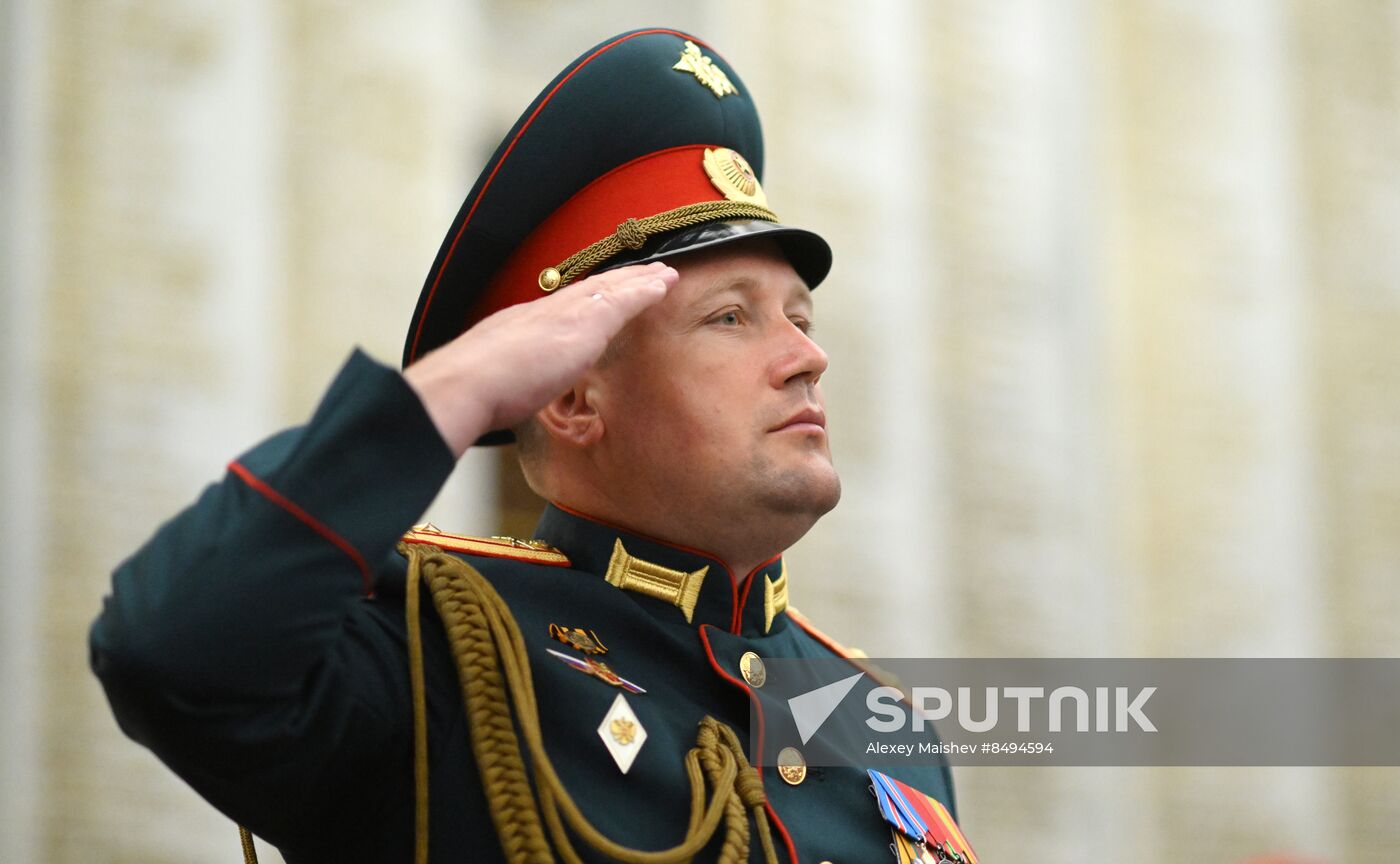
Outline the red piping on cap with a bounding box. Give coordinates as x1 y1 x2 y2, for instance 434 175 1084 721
407 28 722 365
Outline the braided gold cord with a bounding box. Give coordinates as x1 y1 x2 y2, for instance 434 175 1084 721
399 542 778 864
407 558 431 864
541 201 779 291
238 825 258 864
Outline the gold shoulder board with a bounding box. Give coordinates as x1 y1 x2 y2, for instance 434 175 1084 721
402 524 571 567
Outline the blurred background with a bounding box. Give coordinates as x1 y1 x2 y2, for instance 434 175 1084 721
2 0 1397 861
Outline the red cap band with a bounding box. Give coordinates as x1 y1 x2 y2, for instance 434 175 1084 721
468 144 728 325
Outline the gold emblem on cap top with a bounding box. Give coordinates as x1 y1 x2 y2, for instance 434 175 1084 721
703 148 769 209
672 40 737 98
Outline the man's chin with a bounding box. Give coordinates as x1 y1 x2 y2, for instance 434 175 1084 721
761 466 841 518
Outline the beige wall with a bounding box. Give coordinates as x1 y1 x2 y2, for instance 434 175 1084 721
3 1 1397 861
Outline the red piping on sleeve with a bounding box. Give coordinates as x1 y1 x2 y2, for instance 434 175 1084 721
699 625 801 864
228 461 375 597
408 28 717 364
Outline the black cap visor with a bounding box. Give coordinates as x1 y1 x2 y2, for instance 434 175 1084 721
597 220 832 289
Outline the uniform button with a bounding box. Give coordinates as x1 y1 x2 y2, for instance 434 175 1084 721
739 651 767 687
776 746 806 785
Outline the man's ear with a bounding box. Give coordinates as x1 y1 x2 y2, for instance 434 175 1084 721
536 378 604 448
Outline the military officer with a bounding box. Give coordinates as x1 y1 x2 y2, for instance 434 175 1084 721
91 28 969 864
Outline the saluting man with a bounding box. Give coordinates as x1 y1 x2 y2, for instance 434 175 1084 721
91 28 972 864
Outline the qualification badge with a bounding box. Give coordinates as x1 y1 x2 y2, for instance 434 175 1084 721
598 693 647 774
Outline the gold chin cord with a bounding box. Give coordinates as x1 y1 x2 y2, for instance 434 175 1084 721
537 200 778 293
399 541 780 864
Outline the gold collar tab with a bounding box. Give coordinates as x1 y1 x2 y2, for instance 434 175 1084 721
604 539 708 623
764 561 788 633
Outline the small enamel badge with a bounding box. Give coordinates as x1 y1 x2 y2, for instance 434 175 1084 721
548 623 608 655
597 693 647 773
545 649 646 694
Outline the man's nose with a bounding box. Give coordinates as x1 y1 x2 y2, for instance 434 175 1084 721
770 321 829 388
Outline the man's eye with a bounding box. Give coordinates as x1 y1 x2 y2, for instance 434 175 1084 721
791 318 813 335
712 310 742 326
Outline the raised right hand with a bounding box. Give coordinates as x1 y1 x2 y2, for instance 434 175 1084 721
402 262 678 456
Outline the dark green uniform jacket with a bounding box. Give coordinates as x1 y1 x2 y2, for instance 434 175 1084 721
91 350 957 863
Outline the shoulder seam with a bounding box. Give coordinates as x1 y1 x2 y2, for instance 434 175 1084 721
786 605 867 659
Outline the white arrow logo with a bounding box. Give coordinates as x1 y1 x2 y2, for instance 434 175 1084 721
788 672 864 744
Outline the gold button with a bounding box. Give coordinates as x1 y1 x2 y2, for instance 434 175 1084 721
776 746 806 785
538 267 562 292
739 651 766 687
